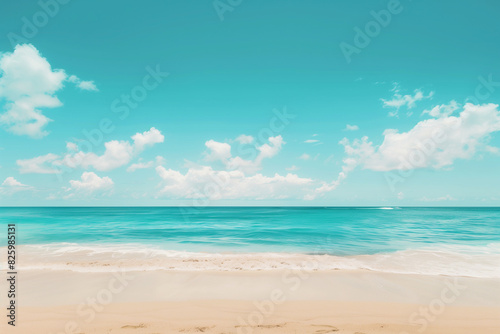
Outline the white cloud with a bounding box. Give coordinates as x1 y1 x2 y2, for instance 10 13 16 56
127 156 165 172
0 44 65 138
131 127 164 151
59 127 164 171
156 165 312 200
438 194 455 201
381 88 434 117
205 140 232 162
341 103 500 172
420 194 456 202
422 100 459 118
255 136 284 161
2 176 27 187
67 75 98 91
78 81 98 91
304 139 319 143
0 44 97 138
324 154 335 164
69 172 113 193
0 176 32 194
309 103 500 200
66 142 78 151
127 161 154 172
235 134 254 144
155 135 317 200
310 171 347 199
59 140 134 171
17 153 61 174
155 155 166 165
18 127 164 173
345 124 359 131
299 153 310 160
206 136 285 174
286 165 299 171
397 191 404 200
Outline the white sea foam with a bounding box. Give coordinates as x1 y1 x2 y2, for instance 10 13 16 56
2 243 499 278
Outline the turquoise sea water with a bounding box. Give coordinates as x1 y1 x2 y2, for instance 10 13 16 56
0 207 499 276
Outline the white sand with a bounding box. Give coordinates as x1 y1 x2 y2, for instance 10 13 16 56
0 269 498 333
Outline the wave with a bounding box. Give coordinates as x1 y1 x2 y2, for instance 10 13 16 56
2 242 499 278
354 206 401 210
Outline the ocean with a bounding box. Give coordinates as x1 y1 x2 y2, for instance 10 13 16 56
0 207 499 277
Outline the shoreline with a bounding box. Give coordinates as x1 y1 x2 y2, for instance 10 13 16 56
5 242 500 278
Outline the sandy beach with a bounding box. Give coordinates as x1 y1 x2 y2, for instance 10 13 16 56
2 0 500 330
1 269 499 333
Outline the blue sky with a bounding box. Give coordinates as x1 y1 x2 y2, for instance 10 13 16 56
0 0 499 206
